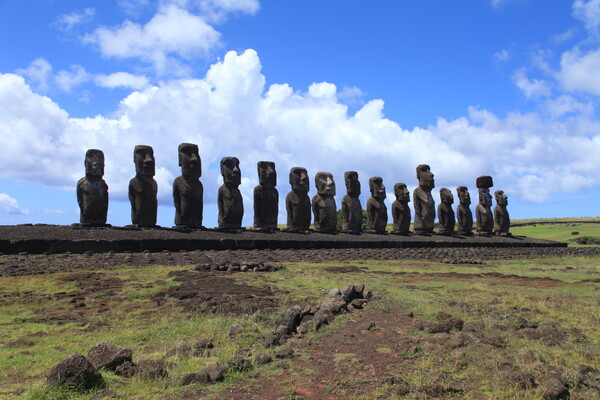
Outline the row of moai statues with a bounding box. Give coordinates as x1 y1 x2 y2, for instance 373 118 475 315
76 145 510 235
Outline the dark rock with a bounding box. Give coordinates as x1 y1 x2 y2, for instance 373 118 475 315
228 356 252 371
350 298 367 309
500 368 536 389
87 342 133 371
114 361 136 378
193 338 214 356
136 360 169 380
319 296 347 315
47 353 104 390
91 389 117 400
263 331 286 348
278 305 304 334
341 285 361 303
181 372 209 386
204 363 227 383
275 347 294 359
254 354 273 365
480 332 506 348
312 309 334 330
538 376 570 400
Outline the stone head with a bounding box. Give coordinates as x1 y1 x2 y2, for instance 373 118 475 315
394 183 410 203
289 167 309 193
478 188 492 207
85 149 104 178
257 161 276 188
178 143 201 179
369 177 386 200
495 190 508 206
456 186 471 206
416 164 434 190
440 188 453 205
221 157 241 185
344 171 360 196
315 172 335 196
134 145 155 177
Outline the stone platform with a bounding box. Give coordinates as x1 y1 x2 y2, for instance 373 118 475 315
0 225 566 254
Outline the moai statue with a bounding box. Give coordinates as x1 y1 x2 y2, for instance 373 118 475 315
456 186 473 236
366 177 388 234
76 149 109 226
413 164 435 235
253 161 279 231
217 157 244 231
341 171 363 234
173 143 203 229
391 183 411 235
493 190 511 235
129 145 158 227
312 172 337 233
437 188 455 235
475 175 494 236
285 167 311 232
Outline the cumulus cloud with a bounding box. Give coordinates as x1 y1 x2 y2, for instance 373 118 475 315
512 68 552 98
16 58 53 92
55 65 92 92
198 0 260 22
54 8 95 32
573 0 600 36
557 47 600 95
83 4 221 75
95 72 150 90
2 48 600 229
0 194 29 215
494 49 510 63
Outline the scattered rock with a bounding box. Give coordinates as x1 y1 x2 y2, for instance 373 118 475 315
47 354 104 390
193 338 214 356
87 342 132 371
181 372 209 386
275 347 294 359
500 368 536 389
136 360 169 380
114 361 137 378
537 376 570 400
229 324 244 338
203 363 227 383
228 356 252 371
255 354 272 365
91 389 117 400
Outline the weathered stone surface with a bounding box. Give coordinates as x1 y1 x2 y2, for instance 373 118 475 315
341 171 363 233
456 186 473 236
77 149 109 226
437 188 455 235
475 176 494 235
114 361 137 378
285 167 311 232
493 190 510 235
217 157 243 230
253 161 279 230
47 353 104 390
204 363 227 383
278 304 305 334
87 342 132 371
181 372 209 386
173 143 203 228
136 360 169 380
312 172 337 233
254 354 273 365
391 183 411 235
320 295 348 315
366 177 388 234
129 145 157 227
538 376 570 400
413 164 435 235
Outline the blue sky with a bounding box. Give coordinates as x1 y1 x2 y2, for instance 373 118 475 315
1 0 600 227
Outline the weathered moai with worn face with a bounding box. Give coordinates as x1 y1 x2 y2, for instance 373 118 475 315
129 145 158 227
493 190 510 235
285 167 311 232
173 143 203 228
456 186 473 236
217 157 244 230
437 188 455 235
253 161 279 231
312 172 337 233
391 183 410 235
76 149 109 226
413 164 435 235
341 171 363 234
475 175 494 235
366 177 388 234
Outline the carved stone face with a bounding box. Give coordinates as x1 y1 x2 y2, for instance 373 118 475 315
440 188 454 204
394 183 410 203
85 149 104 178
344 171 360 196
221 157 241 185
479 188 492 207
315 172 335 196
369 177 386 200
134 145 155 177
258 161 276 188
457 186 471 205
495 190 508 206
416 164 434 190
178 143 201 179
290 167 309 193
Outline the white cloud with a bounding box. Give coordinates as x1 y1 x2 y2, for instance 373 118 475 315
2 49 600 221
16 58 53 92
494 49 510 63
83 4 221 75
551 27 579 44
198 0 260 22
55 65 92 92
95 72 150 90
545 95 593 118
573 0 600 36
54 8 95 31
118 0 151 16
512 68 551 98
557 46 600 95
0 193 28 215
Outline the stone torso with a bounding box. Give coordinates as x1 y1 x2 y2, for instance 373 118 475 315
476 204 493 234
312 194 337 232
437 203 455 235
341 194 363 232
456 204 473 234
218 184 244 228
392 200 411 233
366 197 388 232
413 187 435 233
173 176 203 227
286 190 311 230
493 205 510 234
129 176 157 226
254 185 279 229
77 177 109 225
